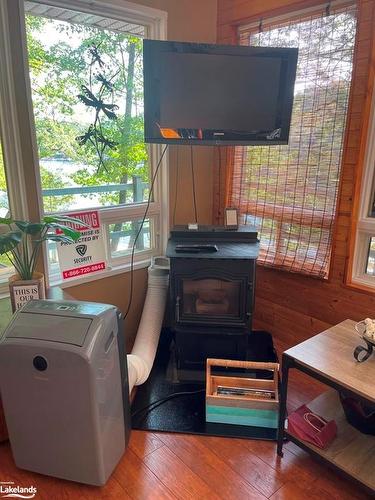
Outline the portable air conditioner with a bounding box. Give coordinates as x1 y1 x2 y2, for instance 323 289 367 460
0 299 131 486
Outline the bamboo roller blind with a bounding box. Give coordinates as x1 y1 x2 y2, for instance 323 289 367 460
229 3 357 278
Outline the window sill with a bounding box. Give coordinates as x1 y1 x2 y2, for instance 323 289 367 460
345 277 375 296
0 253 159 294
50 257 153 289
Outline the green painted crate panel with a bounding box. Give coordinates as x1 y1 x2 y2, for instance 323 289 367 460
206 404 278 429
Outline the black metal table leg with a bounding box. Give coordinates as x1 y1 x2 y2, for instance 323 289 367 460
277 354 290 456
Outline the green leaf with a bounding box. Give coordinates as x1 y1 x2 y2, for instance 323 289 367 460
47 223 81 241
14 221 45 234
43 215 88 227
0 231 22 255
42 234 77 244
0 217 14 226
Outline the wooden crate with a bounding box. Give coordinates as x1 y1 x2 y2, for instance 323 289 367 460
206 358 279 428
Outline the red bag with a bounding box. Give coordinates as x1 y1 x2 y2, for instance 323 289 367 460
287 404 337 449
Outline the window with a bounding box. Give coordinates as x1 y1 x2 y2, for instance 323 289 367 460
229 3 357 278
0 0 167 289
0 138 9 219
0 0 30 293
351 90 375 288
0 132 13 281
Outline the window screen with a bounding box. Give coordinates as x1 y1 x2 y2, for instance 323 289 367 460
228 3 357 278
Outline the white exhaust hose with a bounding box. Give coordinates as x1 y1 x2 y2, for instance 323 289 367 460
127 256 170 394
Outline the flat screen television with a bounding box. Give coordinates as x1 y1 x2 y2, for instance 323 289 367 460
143 40 298 146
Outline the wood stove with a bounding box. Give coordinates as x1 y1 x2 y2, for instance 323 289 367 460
166 226 259 370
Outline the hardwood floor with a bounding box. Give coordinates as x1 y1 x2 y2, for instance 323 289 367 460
0 353 371 499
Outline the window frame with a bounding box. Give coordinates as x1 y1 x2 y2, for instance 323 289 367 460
0 0 168 292
0 0 31 295
351 86 375 289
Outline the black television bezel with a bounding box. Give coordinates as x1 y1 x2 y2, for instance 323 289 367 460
143 40 298 146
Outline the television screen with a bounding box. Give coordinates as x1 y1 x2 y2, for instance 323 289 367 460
143 40 298 146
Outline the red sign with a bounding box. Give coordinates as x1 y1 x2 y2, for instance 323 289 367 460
56 210 100 234
62 262 106 279
56 210 107 280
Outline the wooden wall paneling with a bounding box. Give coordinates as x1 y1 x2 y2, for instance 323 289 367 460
212 146 236 224
216 23 237 44
253 295 333 347
217 0 375 343
347 4 375 286
217 0 331 30
254 265 375 335
349 112 365 131
212 148 222 225
360 0 374 19
353 71 370 95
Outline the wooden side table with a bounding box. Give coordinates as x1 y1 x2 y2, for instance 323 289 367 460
277 319 375 494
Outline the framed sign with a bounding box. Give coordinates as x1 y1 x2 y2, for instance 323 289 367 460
225 207 239 229
55 210 107 280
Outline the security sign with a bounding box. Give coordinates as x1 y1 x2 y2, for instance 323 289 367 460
56 210 107 280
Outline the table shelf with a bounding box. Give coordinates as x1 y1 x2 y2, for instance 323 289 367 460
286 390 375 491
277 320 375 494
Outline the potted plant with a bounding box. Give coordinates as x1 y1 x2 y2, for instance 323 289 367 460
0 215 82 312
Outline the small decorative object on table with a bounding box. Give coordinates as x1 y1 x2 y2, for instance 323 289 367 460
354 318 375 362
0 216 82 312
206 358 279 429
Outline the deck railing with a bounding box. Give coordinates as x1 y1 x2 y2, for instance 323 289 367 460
43 175 150 257
42 175 148 202
0 176 151 270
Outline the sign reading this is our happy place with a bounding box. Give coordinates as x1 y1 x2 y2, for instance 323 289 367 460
12 285 41 310
56 210 107 280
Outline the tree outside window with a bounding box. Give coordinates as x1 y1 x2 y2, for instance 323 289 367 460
25 14 154 271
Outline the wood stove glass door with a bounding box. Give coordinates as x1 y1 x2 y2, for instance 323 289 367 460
179 277 244 325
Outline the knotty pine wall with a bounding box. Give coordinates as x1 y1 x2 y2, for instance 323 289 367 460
217 0 375 349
